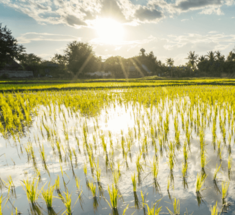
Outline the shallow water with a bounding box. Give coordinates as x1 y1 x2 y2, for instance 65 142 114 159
0 90 235 215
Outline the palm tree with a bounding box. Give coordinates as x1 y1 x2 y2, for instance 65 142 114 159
227 51 235 62
166 58 174 76
186 51 198 76
186 51 198 69
166 58 174 67
215 51 225 62
198 55 206 62
206 51 216 62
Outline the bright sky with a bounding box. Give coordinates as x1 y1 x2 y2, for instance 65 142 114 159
0 0 235 65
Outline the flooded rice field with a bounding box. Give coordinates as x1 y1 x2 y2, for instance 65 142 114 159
0 86 235 214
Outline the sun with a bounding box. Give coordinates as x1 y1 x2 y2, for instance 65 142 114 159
94 18 124 44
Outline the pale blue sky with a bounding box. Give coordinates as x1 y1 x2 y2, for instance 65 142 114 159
0 0 235 65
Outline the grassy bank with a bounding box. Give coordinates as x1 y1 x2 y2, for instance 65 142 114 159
0 77 235 91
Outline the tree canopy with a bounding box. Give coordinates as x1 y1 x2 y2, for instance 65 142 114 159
0 23 25 69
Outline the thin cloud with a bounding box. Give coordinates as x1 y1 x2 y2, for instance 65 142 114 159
1 0 234 28
17 32 80 44
174 0 222 11
135 6 163 22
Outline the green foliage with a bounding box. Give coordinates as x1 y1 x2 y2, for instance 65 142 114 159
196 174 207 193
0 23 25 69
131 173 137 192
41 183 55 208
22 177 40 204
222 181 229 200
107 184 119 209
166 198 180 215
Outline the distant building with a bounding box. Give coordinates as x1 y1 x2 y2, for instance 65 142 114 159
86 71 112 77
0 58 34 78
127 63 151 77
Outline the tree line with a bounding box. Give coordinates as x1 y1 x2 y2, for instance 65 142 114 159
1 23 235 78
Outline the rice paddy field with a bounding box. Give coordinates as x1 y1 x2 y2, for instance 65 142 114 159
1 83 235 214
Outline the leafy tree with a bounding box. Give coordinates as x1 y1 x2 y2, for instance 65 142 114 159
51 54 67 65
51 53 67 73
18 53 42 67
0 23 25 69
64 41 98 76
227 51 235 62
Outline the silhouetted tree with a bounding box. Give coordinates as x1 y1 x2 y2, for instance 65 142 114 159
18 53 42 67
206 51 216 62
215 51 225 62
140 48 146 57
166 58 174 77
64 41 97 76
0 23 25 69
186 51 198 70
51 53 67 73
227 51 235 62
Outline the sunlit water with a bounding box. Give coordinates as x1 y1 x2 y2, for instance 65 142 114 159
0 93 235 215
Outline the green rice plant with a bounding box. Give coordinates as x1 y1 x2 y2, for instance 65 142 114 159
196 173 207 194
182 162 188 178
199 129 205 150
113 170 120 185
222 181 229 200
55 175 60 191
83 163 87 177
201 150 207 169
101 135 107 154
122 204 129 215
88 181 97 197
217 139 221 151
167 178 170 191
22 177 40 204
213 164 221 181
75 177 81 193
96 167 101 183
41 183 55 209
145 204 161 215
168 151 174 171
39 144 48 170
210 202 221 215
152 158 159 179
2 176 15 198
140 191 148 208
0 195 3 215
228 155 232 171
144 199 162 215
183 141 188 163
166 198 180 215
169 141 175 153
131 173 137 192
56 140 63 162
158 137 163 153
107 184 119 209
117 161 121 176
228 133 231 145
136 153 143 175
60 190 72 215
